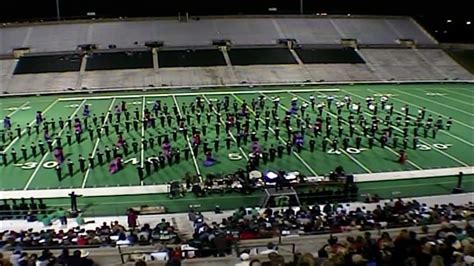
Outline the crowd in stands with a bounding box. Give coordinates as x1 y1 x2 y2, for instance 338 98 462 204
191 199 473 243
186 210 236 257
234 221 474 265
0 248 94 266
312 221 474 265
0 199 473 265
0 216 179 250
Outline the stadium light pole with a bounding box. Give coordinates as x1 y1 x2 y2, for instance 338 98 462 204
56 0 61 20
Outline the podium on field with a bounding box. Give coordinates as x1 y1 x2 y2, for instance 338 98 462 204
260 187 301 208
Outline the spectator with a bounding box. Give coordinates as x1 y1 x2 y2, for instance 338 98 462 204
235 253 250 266
17 253 28 266
157 218 167 231
0 252 13 266
37 249 55 266
135 260 147 266
166 257 181 266
249 259 261 266
116 232 131 246
100 222 111 233
296 253 315 266
57 248 70 265
188 209 196 222
128 231 138 245
58 208 67 226
378 232 394 249
69 250 93 266
212 231 229 257
75 213 94 225
112 221 125 234
76 233 88 246
137 227 151 246
9 250 21 265
28 253 38 266
268 252 284 266
25 212 36 222
127 209 138 229
320 236 347 258
76 213 85 226
429 255 444 266
352 254 368 265
465 244 474 264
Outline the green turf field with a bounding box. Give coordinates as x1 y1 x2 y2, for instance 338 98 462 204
0 83 473 215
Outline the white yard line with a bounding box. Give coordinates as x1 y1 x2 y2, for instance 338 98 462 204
4 101 30 117
201 94 249 161
291 91 422 171
140 96 146 186
420 89 474 106
437 88 474 99
172 95 202 179
366 88 474 146
4 99 60 152
344 90 470 167
81 98 116 188
24 99 87 190
233 93 319 177
393 88 474 117
59 88 341 101
435 130 474 147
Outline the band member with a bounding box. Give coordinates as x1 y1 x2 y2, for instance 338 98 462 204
3 116 11 130
52 146 65 164
398 150 407 164
83 104 91 117
36 111 44 125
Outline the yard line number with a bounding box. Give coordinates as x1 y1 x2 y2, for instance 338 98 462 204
12 143 452 170
326 143 451 155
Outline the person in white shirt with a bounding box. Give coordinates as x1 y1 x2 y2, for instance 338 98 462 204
235 253 250 266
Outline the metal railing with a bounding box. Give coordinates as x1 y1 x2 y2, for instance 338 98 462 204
117 244 235 264
1 80 473 98
235 243 296 256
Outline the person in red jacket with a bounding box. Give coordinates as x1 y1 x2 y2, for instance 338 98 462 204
127 208 138 229
398 150 407 164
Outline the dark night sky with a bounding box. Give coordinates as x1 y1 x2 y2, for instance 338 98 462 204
2 0 473 43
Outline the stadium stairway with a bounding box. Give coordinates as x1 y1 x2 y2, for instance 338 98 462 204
174 216 195 240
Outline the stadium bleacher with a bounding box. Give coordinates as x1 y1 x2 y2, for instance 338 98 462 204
1 16 472 94
158 49 226 68
86 51 153 71
294 47 365 64
1 196 473 265
227 48 297 65
0 15 473 266
14 54 82 74
0 17 437 55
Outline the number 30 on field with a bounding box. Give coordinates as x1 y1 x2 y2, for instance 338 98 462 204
17 161 58 170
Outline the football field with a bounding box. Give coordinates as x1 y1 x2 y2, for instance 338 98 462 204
0 83 473 214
